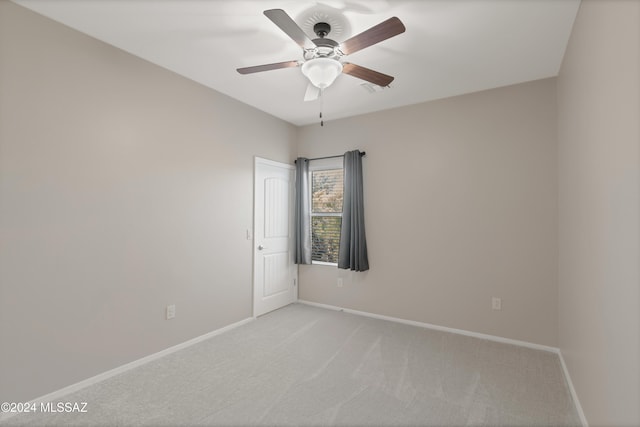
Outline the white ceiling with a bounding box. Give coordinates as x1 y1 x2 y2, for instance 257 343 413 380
14 0 580 126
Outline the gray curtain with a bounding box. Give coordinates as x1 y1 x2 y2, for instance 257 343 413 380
338 150 369 271
294 157 312 264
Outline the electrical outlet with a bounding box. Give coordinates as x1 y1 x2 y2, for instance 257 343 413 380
491 297 502 311
337 278 344 287
166 304 176 320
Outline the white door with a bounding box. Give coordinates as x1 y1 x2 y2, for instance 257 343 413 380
253 157 297 317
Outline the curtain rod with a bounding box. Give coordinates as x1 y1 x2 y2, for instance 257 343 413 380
295 152 366 164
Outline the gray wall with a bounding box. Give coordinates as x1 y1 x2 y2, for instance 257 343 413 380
0 1 297 402
298 78 559 347
557 1 640 425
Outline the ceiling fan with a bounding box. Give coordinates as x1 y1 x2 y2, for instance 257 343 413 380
237 9 406 101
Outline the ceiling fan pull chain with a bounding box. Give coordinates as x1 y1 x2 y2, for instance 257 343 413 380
320 89 324 127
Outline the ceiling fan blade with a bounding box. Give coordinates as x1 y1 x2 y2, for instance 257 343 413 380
304 83 321 102
342 63 394 87
339 17 406 56
237 60 299 75
264 9 316 50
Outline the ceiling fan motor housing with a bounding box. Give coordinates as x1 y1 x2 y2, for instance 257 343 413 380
306 22 341 60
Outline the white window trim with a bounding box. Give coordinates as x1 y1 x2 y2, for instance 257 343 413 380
309 157 343 266
312 260 338 267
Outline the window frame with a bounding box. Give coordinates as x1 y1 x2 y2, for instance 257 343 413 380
308 157 344 266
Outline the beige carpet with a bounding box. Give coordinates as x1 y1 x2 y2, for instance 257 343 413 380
2 303 580 426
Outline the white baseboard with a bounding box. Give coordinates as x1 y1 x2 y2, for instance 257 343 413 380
0 316 255 423
297 299 558 353
558 351 589 427
298 299 588 426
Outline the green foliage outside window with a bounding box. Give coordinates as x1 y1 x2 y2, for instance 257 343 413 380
311 169 343 263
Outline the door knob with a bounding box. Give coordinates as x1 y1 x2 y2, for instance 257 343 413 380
258 245 266 250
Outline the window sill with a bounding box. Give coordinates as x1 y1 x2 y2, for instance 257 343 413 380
311 261 338 267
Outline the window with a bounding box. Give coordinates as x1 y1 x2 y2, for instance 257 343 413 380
310 159 343 264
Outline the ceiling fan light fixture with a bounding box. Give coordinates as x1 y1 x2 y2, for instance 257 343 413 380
301 58 343 89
